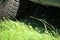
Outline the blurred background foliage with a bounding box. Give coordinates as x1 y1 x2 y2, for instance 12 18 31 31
16 0 60 34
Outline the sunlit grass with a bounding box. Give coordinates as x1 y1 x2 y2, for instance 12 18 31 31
0 19 60 40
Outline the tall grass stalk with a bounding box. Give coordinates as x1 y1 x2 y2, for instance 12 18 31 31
30 16 59 37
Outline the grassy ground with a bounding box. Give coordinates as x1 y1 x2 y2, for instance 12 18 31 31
0 18 60 40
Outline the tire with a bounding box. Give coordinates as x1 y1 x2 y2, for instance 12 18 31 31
0 0 19 19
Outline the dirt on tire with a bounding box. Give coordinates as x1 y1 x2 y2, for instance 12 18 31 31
0 0 19 19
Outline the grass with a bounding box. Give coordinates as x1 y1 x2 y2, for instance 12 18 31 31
0 19 60 40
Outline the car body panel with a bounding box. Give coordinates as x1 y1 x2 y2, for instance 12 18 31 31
30 0 60 8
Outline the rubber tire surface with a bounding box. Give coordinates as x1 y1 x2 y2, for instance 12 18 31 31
0 0 19 19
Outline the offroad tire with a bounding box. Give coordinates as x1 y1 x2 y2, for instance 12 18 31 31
0 0 19 19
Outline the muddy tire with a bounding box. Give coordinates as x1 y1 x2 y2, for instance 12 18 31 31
0 0 19 19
